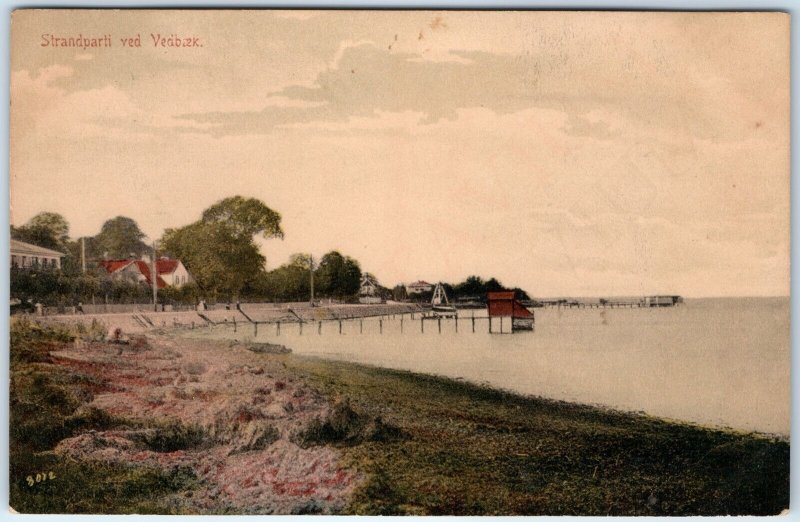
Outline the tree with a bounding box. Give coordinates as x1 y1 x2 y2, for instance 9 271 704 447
314 251 361 299
258 254 311 302
201 196 284 241
160 197 283 299
11 212 70 251
392 284 408 301
94 216 149 259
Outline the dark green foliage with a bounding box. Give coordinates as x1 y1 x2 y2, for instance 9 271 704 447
452 275 530 302
314 251 361 299
94 216 149 259
283 357 789 516
11 212 70 251
257 254 311 301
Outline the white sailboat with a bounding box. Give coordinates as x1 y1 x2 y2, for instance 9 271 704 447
429 283 458 318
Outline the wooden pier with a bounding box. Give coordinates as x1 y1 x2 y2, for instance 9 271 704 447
197 311 534 338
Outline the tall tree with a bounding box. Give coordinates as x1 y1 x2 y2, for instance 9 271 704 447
315 251 361 299
160 197 283 299
95 216 149 259
11 212 70 250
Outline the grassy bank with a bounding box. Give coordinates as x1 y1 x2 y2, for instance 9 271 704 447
9 319 197 514
282 356 789 516
10 321 789 515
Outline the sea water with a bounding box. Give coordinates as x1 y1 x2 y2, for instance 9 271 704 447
212 298 789 436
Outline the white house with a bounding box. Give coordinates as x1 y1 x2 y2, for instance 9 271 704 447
10 239 64 269
405 280 433 295
358 273 383 304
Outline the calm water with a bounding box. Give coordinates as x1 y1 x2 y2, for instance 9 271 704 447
201 298 789 435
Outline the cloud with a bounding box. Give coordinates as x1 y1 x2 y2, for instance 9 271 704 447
175 36 785 143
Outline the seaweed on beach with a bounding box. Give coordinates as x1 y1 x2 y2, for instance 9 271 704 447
246 342 292 355
294 398 405 447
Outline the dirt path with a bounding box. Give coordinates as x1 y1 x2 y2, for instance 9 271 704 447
49 333 361 514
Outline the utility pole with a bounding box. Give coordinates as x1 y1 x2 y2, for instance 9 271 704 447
80 237 86 273
151 242 158 312
309 254 315 305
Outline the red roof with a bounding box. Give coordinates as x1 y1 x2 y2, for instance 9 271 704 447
99 259 176 289
155 259 179 274
487 291 533 318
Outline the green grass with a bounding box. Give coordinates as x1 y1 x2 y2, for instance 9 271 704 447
9 319 198 514
282 356 789 516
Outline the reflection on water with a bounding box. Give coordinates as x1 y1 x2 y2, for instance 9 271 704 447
206 298 789 435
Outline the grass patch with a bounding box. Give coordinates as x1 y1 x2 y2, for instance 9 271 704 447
282 357 789 516
10 320 198 514
9 452 197 514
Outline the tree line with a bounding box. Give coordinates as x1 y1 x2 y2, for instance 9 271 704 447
11 196 529 307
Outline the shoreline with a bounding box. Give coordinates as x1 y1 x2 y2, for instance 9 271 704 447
287 352 790 442
10 322 790 515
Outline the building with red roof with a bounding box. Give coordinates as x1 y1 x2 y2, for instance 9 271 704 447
99 256 194 289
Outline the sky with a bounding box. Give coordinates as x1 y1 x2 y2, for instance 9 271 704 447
9 10 790 297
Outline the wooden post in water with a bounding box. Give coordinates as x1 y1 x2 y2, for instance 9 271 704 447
277 322 281 336
379 319 383 334
339 320 343 334
489 317 493 334
421 318 424 333
472 317 475 333
360 320 363 334
455 316 458 333
400 317 404 333
438 317 442 334
233 317 237 333
318 321 322 335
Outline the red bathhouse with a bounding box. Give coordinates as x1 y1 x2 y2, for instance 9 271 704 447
487 291 534 332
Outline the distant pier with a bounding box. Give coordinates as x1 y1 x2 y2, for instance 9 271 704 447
529 295 684 309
